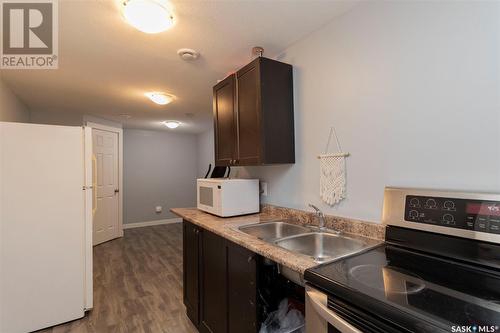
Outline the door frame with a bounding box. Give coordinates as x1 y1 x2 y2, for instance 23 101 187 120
86 122 124 238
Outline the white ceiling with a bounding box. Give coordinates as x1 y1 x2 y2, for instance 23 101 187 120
1 0 356 133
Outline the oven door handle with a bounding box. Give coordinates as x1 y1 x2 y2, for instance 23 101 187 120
306 288 362 333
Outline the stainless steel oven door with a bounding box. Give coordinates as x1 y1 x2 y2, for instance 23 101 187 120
305 285 362 333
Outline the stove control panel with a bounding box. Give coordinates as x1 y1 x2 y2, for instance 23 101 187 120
404 195 500 234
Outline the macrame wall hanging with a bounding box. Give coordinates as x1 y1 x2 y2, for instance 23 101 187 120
317 127 349 206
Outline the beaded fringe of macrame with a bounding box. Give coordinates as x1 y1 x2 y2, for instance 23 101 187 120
319 154 346 206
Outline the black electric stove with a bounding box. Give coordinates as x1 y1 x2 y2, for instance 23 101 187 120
305 188 500 333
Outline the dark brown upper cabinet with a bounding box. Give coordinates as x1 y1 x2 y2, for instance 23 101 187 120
213 74 237 166
213 57 295 166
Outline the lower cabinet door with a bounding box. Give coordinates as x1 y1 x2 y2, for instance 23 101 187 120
200 230 228 333
227 241 258 333
183 221 200 327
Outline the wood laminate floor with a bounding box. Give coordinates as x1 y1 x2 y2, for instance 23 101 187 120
39 224 197 333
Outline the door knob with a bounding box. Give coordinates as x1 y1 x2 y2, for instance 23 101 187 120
114 189 120 194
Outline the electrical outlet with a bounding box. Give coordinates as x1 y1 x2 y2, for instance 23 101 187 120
260 182 268 197
155 206 162 213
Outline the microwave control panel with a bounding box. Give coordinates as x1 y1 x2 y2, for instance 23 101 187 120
404 195 500 234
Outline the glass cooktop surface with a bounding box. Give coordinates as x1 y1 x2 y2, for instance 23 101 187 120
305 245 500 331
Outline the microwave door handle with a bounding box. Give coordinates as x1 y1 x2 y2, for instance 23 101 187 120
306 288 362 333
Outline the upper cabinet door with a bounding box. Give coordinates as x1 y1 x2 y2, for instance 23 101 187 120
236 61 261 165
213 74 236 166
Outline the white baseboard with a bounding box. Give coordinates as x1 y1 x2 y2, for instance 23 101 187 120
123 218 182 229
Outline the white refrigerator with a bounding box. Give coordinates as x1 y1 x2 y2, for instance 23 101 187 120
0 122 93 333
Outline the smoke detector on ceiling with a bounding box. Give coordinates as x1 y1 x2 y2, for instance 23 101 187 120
252 46 264 57
177 48 200 61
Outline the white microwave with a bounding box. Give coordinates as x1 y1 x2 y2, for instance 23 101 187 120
197 178 260 217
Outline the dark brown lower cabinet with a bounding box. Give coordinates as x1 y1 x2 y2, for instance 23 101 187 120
182 220 259 333
183 221 200 327
200 229 228 333
227 241 258 333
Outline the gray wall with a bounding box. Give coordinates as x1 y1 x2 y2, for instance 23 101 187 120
238 1 500 223
197 126 215 178
0 76 29 122
30 110 83 126
124 129 198 224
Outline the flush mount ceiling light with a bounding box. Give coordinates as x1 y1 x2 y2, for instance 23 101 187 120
123 0 174 34
163 121 180 129
145 92 175 105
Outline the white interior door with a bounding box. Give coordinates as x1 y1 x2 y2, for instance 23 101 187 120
92 128 120 245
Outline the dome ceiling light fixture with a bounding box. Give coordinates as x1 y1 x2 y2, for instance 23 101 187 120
177 48 200 61
163 121 180 129
123 0 174 34
145 92 175 105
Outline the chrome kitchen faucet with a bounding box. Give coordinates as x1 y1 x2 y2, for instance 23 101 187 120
309 204 326 231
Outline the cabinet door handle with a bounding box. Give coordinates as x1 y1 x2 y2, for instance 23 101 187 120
247 256 254 263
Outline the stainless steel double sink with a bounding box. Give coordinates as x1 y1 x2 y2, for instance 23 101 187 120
238 221 380 264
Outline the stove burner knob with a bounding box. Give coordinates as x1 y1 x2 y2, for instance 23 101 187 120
409 198 420 207
426 198 437 209
443 200 455 210
443 213 455 224
409 210 419 219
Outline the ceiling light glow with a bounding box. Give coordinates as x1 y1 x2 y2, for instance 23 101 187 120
163 121 180 129
123 0 174 34
145 92 174 105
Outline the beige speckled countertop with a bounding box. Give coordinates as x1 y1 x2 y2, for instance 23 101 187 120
171 207 383 275
171 207 320 274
